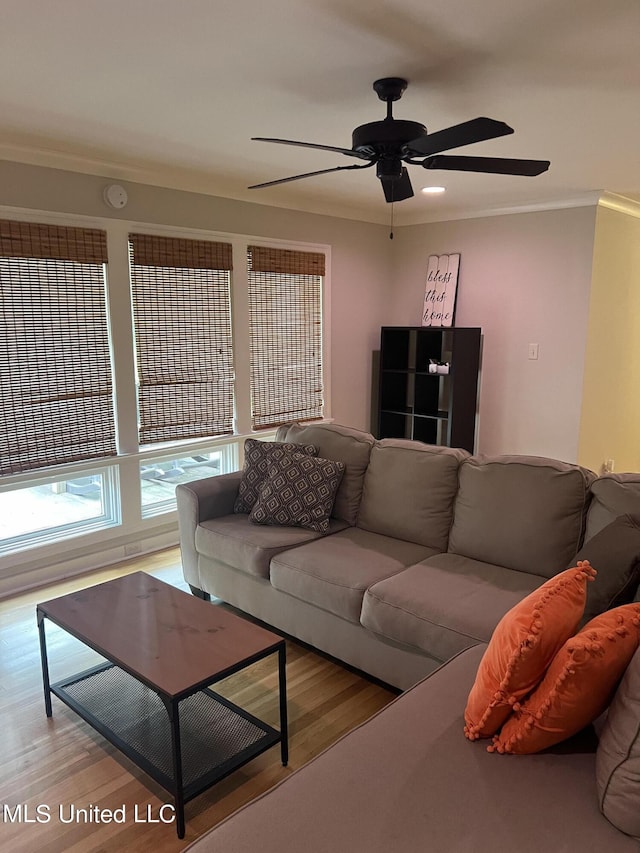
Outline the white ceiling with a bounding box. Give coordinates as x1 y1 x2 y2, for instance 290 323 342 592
1 0 639 225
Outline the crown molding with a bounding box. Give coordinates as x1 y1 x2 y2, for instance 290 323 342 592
0 141 609 228
598 192 640 220
397 192 602 226
0 143 386 225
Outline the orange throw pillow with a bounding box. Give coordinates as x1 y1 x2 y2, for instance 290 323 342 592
490 604 640 755
464 562 596 740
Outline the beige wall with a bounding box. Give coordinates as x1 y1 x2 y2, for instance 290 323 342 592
578 206 640 473
389 207 598 461
0 160 392 432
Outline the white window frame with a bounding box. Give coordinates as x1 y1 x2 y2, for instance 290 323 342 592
0 464 121 556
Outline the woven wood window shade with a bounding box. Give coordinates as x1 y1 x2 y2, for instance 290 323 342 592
0 219 115 475
247 246 324 429
129 234 234 444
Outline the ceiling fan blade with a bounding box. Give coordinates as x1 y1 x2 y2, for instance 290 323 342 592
248 161 376 190
407 117 513 156
380 166 414 203
252 137 372 161
423 154 550 176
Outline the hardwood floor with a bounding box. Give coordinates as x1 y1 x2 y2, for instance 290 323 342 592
0 548 395 852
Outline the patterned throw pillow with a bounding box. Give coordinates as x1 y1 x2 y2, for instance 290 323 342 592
234 439 317 514
249 454 345 534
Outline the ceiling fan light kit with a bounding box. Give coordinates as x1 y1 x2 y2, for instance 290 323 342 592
249 78 550 204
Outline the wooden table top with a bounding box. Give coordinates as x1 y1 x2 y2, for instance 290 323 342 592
37 572 283 699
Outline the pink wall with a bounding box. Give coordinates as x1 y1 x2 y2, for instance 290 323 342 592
389 207 597 460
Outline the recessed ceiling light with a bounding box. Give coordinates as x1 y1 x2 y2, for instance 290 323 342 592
421 186 446 194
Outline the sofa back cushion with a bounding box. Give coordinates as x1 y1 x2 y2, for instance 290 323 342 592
596 644 640 838
571 514 640 626
448 455 595 577
357 439 468 549
276 422 374 525
586 474 640 542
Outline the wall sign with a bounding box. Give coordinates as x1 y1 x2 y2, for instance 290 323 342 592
422 253 460 327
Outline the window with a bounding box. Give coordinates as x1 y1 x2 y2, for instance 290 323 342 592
247 245 324 429
129 233 234 444
139 443 238 518
0 219 115 475
0 467 120 555
0 214 328 577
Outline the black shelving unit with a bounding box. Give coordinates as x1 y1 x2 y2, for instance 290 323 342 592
377 326 481 453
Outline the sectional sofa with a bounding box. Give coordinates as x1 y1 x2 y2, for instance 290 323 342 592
177 422 640 850
184 641 640 852
177 421 640 690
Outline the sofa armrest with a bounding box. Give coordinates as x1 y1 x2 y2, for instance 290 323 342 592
176 471 243 588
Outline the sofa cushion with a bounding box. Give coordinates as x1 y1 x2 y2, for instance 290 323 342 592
195 513 349 579
464 563 597 740
185 644 639 853
586 474 640 541
596 646 640 837
249 454 345 534
234 439 318 513
493 604 640 755
269 527 435 623
357 439 468 549
277 422 374 525
571 514 640 626
448 455 595 578
361 553 543 662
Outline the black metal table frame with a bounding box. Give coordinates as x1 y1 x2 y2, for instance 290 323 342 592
37 607 288 839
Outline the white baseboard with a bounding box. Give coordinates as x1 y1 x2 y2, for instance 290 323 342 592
0 528 180 599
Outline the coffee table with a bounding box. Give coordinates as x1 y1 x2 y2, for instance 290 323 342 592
36 572 288 838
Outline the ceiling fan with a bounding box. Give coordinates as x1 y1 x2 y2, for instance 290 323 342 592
249 77 550 203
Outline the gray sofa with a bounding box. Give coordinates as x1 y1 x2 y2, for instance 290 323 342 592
177 421 640 690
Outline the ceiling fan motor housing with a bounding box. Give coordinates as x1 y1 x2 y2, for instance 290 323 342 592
352 120 427 158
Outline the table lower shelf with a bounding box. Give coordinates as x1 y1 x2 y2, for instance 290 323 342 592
51 662 281 802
